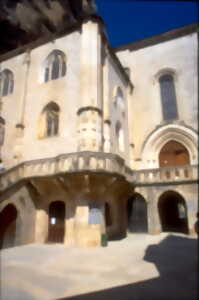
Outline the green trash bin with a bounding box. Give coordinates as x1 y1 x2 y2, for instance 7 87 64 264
101 233 108 247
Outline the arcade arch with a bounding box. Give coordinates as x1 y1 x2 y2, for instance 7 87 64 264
0 204 18 249
127 193 148 233
158 191 189 234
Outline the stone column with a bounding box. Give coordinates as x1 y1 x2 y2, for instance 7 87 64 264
14 51 31 164
77 20 103 152
102 54 112 153
64 201 76 246
34 208 48 243
127 85 134 167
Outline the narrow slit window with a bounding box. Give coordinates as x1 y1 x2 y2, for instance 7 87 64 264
159 74 178 121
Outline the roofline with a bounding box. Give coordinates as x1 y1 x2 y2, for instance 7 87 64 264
0 23 82 63
0 15 106 63
115 23 199 53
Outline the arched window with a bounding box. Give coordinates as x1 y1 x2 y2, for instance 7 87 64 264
0 69 14 96
38 102 60 138
116 121 125 152
44 50 66 82
114 87 125 114
159 74 178 121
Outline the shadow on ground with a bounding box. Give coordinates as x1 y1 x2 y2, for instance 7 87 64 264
56 235 198 300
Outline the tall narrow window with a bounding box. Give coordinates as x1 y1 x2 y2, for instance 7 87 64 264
44 50 66 82
0 69 14 96
114 87 125 114
0 117 5 146
115 121 125 152
39 102 60 138
159 74 178 121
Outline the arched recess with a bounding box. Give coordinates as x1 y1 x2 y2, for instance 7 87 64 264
43 50 66 82
158 191 189 234
141 124 198 168
0 204 18 249
48 201 65 243
127 193 148 233
159 140 190 167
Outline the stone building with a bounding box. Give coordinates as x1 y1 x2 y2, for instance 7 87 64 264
0 0 198 248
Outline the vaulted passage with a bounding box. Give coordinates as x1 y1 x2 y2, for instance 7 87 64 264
158 191 189 234
0 204 17 249
48 201 65 243
159 140 190 167
127 194 148 233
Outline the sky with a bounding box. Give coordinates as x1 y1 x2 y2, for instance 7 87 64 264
95 0 198 47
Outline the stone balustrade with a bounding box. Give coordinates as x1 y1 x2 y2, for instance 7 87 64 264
134 164 198 185
0 152 134 192
0 152 197 193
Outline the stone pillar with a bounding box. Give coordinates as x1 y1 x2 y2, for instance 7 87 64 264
64 201 75 246
75 202 101 247
14 51 31 163
34 208 48 243
77 20 103 152
147 188 162 234
103 54 112 153
127 85 134 167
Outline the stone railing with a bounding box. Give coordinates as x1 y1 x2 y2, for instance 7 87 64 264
133 164 198 185
0 153 197 193
0 152 134 192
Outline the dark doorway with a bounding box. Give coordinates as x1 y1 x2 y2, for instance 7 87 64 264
105 203 112 227
158 191 189 234
127 194 148 233
159 140 190 167
0 204 17 249
48 201 65 243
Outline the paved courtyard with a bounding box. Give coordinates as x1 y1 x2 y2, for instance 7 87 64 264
0 233 198 300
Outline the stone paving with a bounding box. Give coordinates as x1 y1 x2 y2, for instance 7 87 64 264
0 233 198 300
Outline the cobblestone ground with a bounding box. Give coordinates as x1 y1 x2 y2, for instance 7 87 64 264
0 233 198 300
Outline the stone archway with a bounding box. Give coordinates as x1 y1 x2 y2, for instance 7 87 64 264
141 124 198 168
48 201 65 243
159 140 190 167
158 191 189 234
127 194 148 233
0 204 18 249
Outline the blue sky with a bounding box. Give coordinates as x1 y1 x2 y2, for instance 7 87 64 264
95 0 198 47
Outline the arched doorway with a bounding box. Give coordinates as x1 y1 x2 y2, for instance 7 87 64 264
0 204 17 249
159 140 190 167
127 194 148 233
48 201 65 243
158 191 189 234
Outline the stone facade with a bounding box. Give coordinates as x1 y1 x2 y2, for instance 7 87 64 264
0 14 198 248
